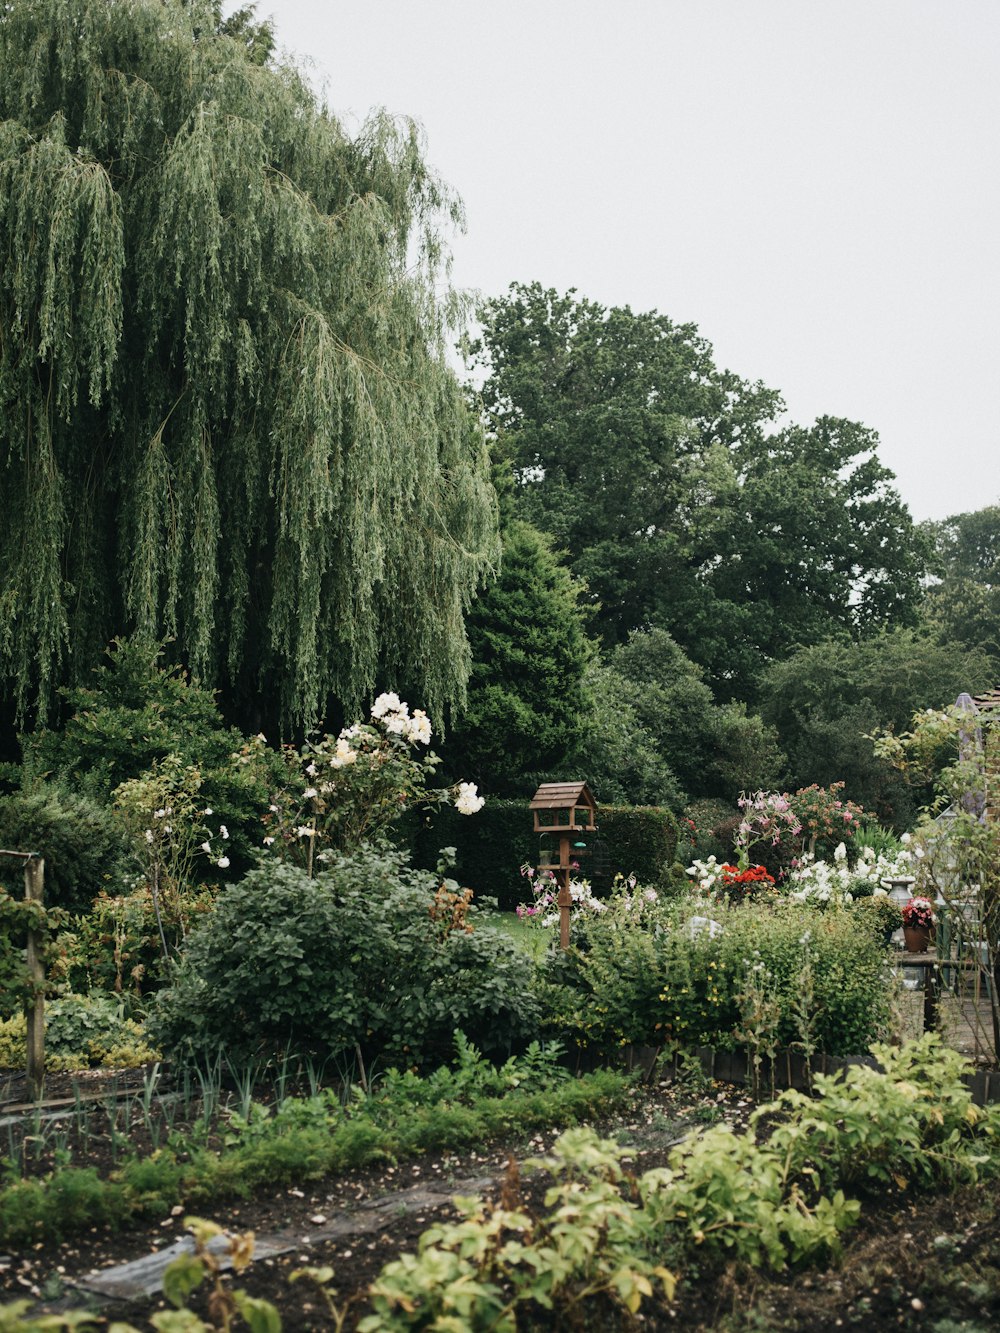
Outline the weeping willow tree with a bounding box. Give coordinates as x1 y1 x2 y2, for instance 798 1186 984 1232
0 0 499 732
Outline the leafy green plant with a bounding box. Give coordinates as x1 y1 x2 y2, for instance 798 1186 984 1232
159 1216 279 1333
542 894 891 1058
149 850 541 1065
363 1130 676 1330
364 1034 1000 1328
22 639 283 878
66 881 217 999
0 787 132 914
0 1051 628 1247
760 1034 999 1196
0 994 159 1072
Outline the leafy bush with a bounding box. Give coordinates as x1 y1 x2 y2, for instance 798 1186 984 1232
542 894 891 1056
595 805 679 891
149 850 542 1065
0 993 158 1070
21 638 283 878
0 1054 629 1247
0 788 132 913
366 1035 1000 1329
411 798 536 909
412 799 680 906
365 1128 676 1330
683 798 738 864
62 882 217 1000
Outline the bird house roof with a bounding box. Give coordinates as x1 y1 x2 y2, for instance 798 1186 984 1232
529 782 597 810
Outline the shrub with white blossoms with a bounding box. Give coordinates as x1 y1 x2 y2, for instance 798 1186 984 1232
686 855 727 897
265 695 484 872
784 841 916 907
112 755 232 959
454 782 485 816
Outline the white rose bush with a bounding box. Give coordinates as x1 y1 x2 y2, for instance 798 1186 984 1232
263 695 484 872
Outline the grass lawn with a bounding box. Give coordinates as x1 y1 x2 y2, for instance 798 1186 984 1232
478 910 551 961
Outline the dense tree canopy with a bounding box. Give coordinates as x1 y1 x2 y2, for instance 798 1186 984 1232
921 505 1000 671
0 0 498 733
473 283 930 700
760 629 994 824
585 630 784 806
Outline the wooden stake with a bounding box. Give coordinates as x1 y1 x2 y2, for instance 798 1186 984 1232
24 856 45 1102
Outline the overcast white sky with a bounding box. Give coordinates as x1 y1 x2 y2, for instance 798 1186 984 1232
261 0 999 523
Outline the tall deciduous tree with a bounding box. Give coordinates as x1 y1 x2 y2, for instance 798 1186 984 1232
0 0 498 732
921 505 1000 670
760 629 993 825
473 283 929 700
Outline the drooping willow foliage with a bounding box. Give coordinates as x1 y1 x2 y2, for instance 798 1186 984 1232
0 0 499 731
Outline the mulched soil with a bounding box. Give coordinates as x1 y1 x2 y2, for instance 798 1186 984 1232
2 1070 999 1331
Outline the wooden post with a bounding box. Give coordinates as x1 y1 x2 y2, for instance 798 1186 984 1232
557 832 571 950
24 856 45 1102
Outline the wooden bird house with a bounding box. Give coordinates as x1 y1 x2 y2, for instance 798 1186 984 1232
529 782 597 834
529 782 598 949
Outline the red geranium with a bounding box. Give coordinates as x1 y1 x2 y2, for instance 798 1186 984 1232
717 862 776 905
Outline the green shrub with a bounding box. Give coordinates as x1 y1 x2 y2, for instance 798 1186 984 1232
543 895 891 1057
0 787 132 914
683 798 738 864
21 638 285 879
411 798 536 908
596 805 679 891
0 993 158 1070
65 882 218 999
149 850 542 1065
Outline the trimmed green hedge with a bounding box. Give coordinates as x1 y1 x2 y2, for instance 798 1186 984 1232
413 800 679 909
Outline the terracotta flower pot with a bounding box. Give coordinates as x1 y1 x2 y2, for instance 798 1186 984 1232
903 924 932 953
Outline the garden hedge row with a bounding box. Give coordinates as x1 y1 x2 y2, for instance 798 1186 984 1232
411 800 679 908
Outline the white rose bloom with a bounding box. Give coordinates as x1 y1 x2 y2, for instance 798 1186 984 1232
371 692 403 719
303 787 318 799
217 856 230 869
454 782 485 815
330 738 357 769
296 825 316 838
406 710 432 745
384 712 408 735
200 841 212 854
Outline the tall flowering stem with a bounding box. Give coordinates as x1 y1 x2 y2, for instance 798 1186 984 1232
733 791 803 871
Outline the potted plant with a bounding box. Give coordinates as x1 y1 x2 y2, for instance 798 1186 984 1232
901 896 935 953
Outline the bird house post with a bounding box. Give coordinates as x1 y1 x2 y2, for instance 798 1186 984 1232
529 783 597 948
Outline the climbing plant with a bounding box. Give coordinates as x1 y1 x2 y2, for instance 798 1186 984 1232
0 0 498 732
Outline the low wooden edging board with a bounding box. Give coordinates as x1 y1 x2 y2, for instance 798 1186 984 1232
624 1044 1000 1106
